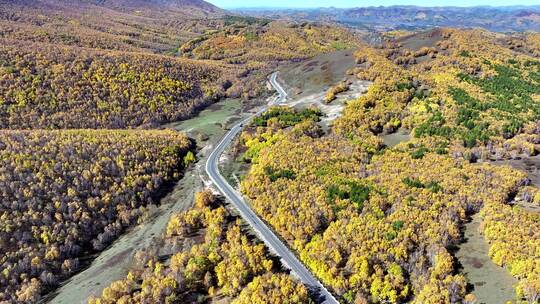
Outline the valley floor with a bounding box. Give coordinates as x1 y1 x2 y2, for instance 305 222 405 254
46 98 249 304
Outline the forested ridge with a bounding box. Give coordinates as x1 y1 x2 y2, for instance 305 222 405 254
0 0 223 54
181 19 358 64
89 190 311 304
0 1 238 130
0 130 193 302
237 28 540 303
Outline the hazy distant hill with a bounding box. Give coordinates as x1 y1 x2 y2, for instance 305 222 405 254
234 6 540 32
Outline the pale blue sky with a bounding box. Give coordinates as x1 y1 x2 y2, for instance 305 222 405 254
208 0 540 9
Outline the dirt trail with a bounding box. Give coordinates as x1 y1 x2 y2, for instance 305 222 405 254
286 80 370 129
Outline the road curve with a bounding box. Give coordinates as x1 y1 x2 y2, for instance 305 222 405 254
205 72 339 304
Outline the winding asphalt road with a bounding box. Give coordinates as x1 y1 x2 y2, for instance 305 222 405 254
205 72 339 304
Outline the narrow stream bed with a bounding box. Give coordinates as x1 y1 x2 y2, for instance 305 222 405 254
455 215 517 304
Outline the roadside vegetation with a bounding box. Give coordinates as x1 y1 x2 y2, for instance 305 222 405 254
89 190 311 304
240 110 530 303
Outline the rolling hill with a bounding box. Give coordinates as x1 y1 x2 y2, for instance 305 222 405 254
0 0 239 129
0 0 362 129
0 0 224 53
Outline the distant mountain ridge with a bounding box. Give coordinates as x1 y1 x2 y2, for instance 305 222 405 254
1 0 224 18
234 5 540 32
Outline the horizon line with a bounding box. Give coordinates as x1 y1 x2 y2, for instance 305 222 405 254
224 4 540 10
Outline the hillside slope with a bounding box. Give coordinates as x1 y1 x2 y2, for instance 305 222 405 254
0 0 224 53
235 28 540 303
0 39 238 129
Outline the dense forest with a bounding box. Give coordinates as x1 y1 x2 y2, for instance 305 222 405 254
237 28 540 303
0 130 193 302
89 190 311 303
339 29 540 159
0 40 237 129
0 0 232 129
240 106 538 303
